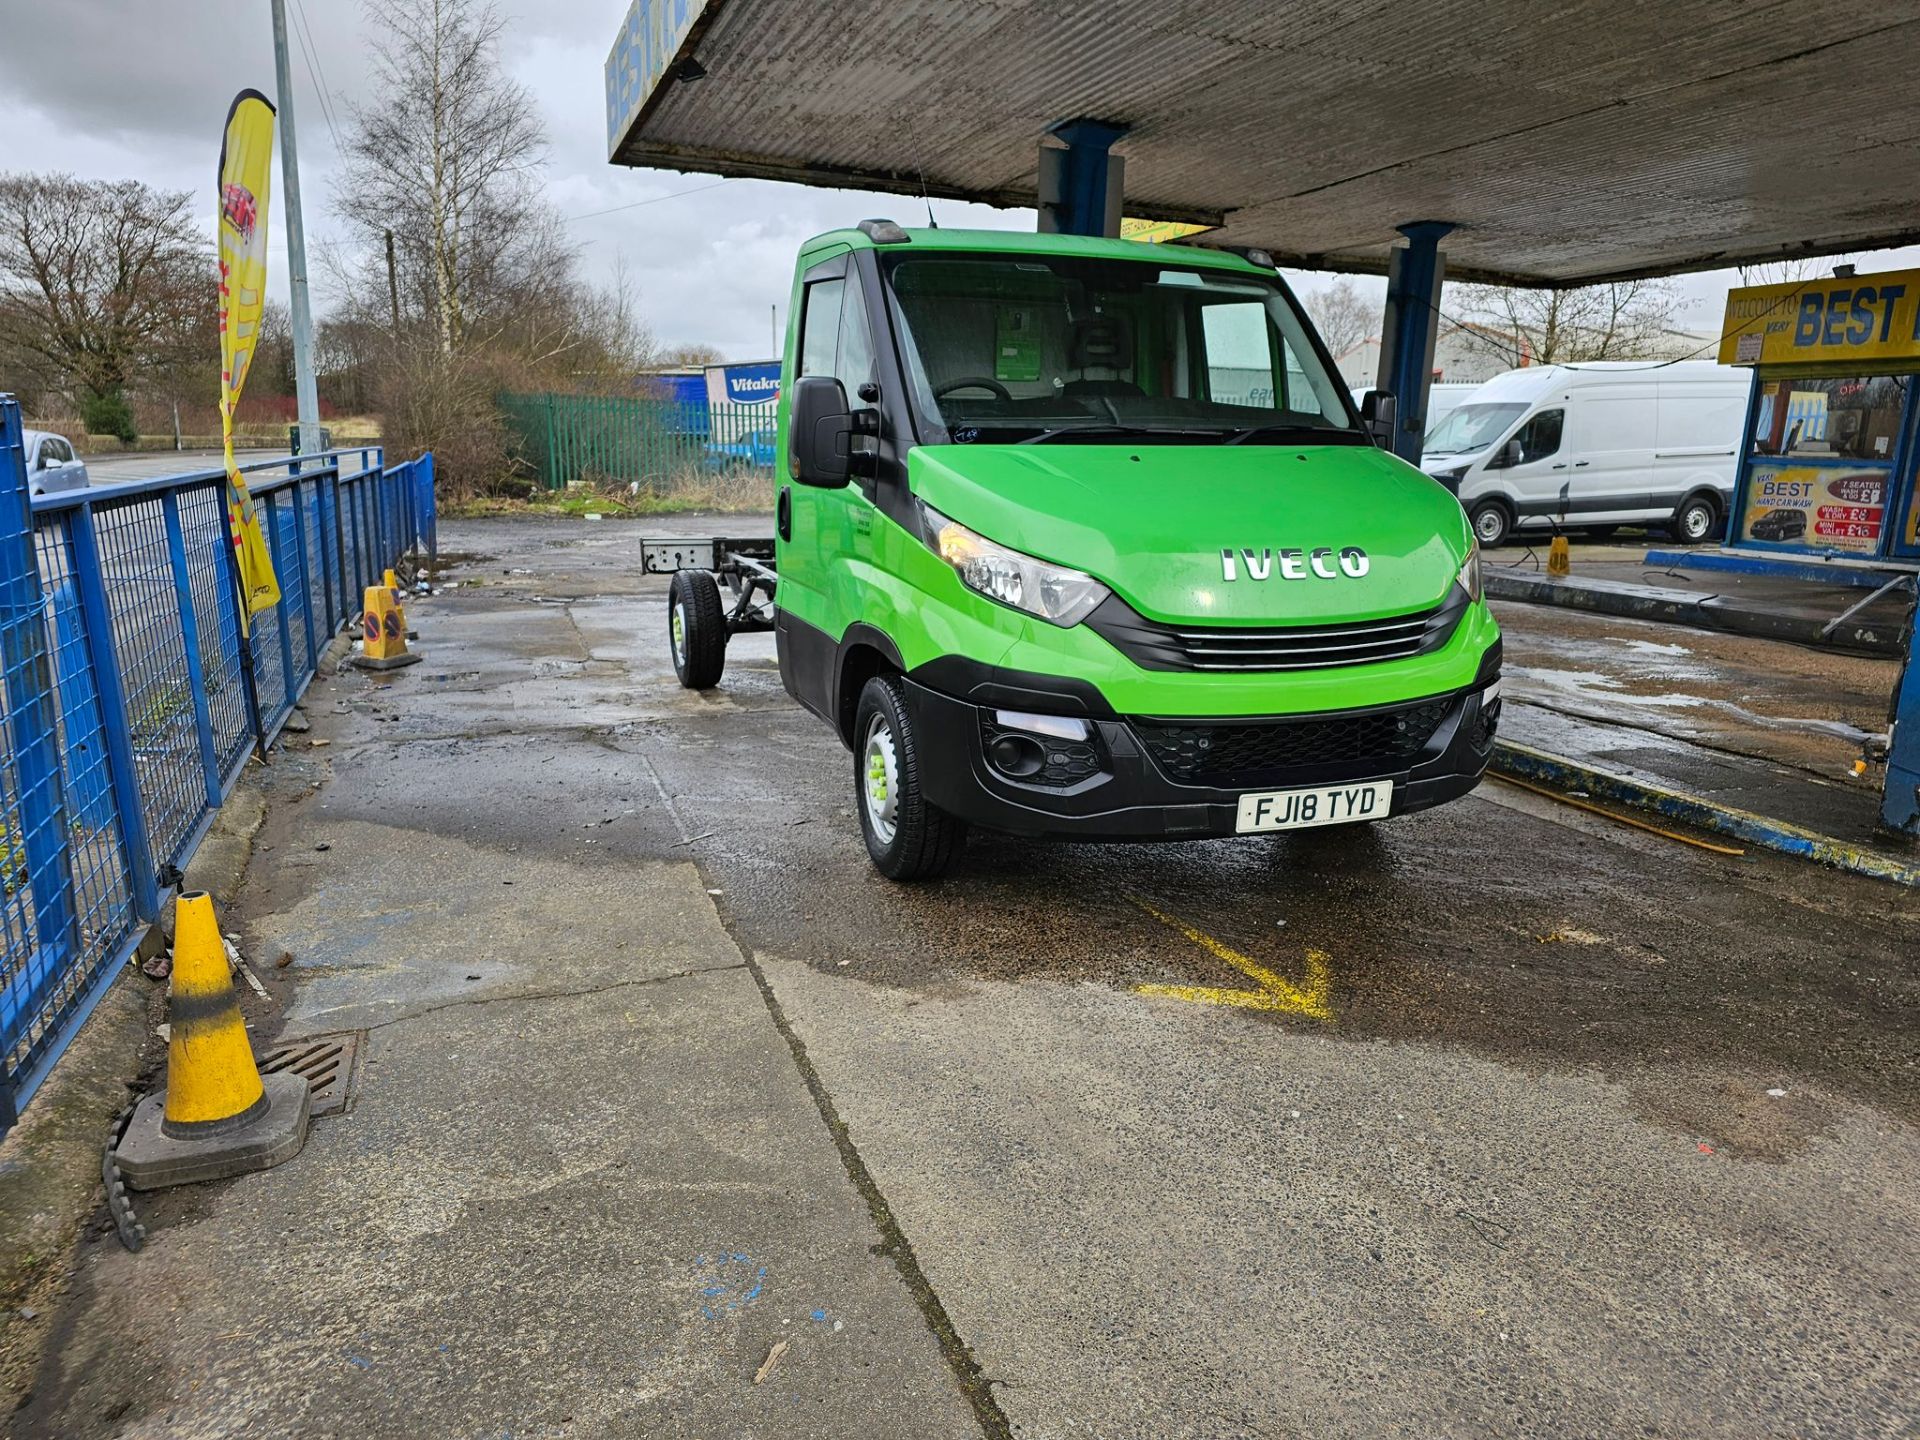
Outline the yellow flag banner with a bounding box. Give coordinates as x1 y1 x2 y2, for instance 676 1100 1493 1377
217 90 281 619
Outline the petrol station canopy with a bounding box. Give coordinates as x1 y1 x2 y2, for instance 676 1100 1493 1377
606 0 1920 286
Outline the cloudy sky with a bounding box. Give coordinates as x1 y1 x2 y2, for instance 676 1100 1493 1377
0 0 1899 363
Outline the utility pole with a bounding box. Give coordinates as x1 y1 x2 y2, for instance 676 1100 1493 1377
385 230 401 333
270 0 324 459
770 304 777 359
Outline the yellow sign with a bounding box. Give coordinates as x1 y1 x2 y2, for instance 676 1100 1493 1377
1119 218 1216 246
217 89 282 619
1719 266 1920 367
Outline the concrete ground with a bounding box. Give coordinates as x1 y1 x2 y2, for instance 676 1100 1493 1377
10 516 1918 1439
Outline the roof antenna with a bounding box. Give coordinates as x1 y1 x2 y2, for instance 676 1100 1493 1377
917 163 940 228
909 121 938 227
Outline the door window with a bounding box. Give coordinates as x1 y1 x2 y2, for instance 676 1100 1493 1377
799 278 844 379
1511 408 1563 463
835 281 876 394
799 275 876 395
46 437 72 463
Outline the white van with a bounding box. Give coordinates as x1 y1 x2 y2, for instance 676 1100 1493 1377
1419 362 1748 546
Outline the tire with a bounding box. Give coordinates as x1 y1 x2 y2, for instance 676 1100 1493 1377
1469 499 1514 548
1670 494 1720 545
668 570 726 690
853 674 966 881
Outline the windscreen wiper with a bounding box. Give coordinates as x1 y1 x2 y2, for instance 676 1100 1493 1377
1223 424 1364 445
1016 424 1237 445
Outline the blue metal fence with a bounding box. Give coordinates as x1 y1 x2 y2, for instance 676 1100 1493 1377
0 395 436 1132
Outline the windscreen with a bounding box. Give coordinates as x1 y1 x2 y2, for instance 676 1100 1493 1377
1424 402 1529 455
880 252 1363 445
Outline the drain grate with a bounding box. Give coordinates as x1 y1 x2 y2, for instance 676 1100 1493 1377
260 1031 364 1118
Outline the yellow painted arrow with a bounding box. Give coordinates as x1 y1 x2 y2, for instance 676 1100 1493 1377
1129 896 1333 1021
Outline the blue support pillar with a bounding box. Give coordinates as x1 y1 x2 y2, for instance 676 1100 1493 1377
1379 221 1455 464
1886 619 1920 835
1041 119 1127 238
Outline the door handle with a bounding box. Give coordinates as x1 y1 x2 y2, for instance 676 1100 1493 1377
1573 461 1590 467
777 486 793 542
1551 463 1567 470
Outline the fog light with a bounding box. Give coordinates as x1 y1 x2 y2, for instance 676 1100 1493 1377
987 732 1045 778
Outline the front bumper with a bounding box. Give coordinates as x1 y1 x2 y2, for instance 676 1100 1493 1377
903 661 1502 842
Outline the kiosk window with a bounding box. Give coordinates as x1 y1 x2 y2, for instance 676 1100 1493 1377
1751 373 1909 460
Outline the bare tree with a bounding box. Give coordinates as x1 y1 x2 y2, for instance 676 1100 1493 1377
339 0 545 356
1302 277 1373 360
1448 279 1682 366
659 343 726 368
1737 255 1855 287
0 173 209 433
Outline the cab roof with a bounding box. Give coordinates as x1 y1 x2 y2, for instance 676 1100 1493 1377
798 224 1274 275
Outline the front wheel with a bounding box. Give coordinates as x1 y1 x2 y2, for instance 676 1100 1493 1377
1469 499 1514 548
668 570 726 690
1670 495 1721 544
854 675 967 881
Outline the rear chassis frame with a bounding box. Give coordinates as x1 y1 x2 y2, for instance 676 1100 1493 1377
641 536 778 638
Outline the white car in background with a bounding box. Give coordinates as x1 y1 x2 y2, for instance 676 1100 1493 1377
22 430 90 497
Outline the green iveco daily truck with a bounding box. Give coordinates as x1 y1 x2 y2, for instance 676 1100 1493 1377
646 222 1502 879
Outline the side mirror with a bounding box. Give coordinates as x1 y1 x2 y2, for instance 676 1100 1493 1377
36 451 56 471
1360 390 1396 446
789 375 852 489
1488 439 1523 470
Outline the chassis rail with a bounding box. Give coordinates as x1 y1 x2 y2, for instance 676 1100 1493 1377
642 536 777 635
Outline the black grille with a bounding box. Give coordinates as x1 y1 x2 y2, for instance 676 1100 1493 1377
1087 587 1469 673
1133 696 1456 787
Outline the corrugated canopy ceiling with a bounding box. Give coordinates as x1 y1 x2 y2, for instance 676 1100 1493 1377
606 0 1920 285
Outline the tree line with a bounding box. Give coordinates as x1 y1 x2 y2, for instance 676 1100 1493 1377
0 0 660 495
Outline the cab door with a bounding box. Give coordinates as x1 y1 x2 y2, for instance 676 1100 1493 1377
1492 406 1567 529
774 251 881 717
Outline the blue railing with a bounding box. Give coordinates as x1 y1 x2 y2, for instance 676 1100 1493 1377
0 395 436 1132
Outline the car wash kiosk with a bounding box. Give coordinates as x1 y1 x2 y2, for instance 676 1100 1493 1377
1719 266 1920 565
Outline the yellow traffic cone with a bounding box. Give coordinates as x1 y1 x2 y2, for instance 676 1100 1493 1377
113 892 310 1190
352 583 421 671
1547 534 1571 577
162 892 266 1135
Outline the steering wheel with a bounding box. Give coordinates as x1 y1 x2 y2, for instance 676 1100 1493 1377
934 375 1012 401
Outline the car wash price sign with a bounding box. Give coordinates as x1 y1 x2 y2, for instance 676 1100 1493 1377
1740 462 1888 552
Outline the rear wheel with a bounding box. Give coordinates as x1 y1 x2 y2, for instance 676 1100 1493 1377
1670 494 1720 544
1469 499 1514 548
854 675 966 880
668 570 726 690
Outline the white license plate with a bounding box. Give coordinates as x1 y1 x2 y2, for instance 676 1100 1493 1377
1235 780 1393 833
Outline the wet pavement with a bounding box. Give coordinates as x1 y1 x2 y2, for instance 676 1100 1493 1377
14 516 1919 1439
1492 601 1908 843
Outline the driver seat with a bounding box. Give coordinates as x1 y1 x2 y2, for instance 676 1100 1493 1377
1061 314 1143 398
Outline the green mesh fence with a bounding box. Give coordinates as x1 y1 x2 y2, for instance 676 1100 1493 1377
499 394 777 492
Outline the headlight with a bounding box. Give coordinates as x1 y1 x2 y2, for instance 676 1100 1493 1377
1456 540 1482 603
921 504 1110 627
1432 465 1469 492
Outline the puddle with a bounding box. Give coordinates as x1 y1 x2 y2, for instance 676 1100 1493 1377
1623 639 1690 657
